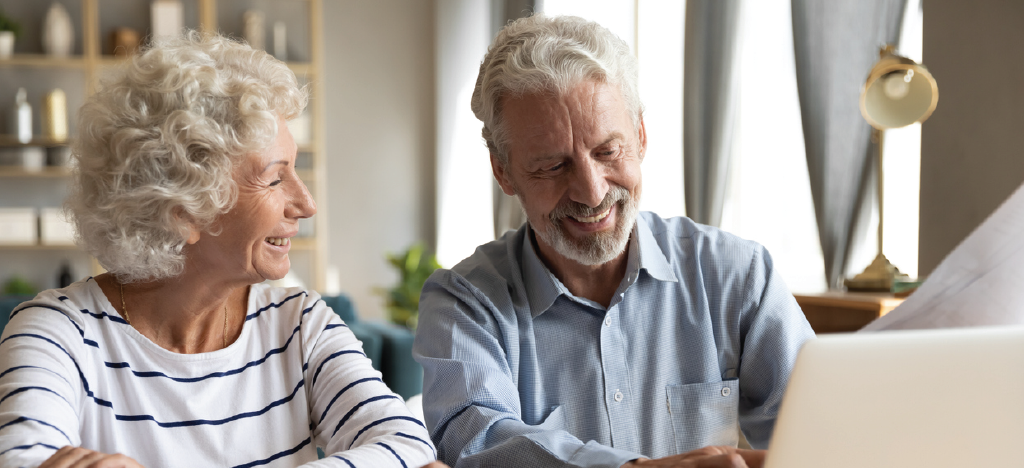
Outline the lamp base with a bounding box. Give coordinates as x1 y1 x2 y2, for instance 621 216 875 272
844 253 910 292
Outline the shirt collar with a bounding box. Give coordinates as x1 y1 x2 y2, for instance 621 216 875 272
521 227 565 318
520 215 678 318
635 215 679 283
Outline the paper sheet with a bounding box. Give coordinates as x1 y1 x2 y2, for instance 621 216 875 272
861 181 1024 331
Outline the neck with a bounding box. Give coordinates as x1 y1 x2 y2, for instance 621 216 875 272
97 270 248 354
531 229 629 309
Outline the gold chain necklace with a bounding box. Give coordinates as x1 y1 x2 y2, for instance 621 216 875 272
119 282 230 349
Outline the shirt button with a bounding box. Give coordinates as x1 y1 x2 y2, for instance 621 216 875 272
614 390 624 402
604 316 611 326
721 387 731 397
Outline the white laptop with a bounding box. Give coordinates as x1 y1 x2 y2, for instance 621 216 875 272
764 325 1024 468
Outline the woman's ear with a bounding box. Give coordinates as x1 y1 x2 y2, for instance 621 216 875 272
174 208 202 245
185 225 201 245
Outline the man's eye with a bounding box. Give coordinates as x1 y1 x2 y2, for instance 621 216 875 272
269 179 283 187
548 163 565 172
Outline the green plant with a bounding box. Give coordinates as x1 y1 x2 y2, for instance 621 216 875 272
0 8 21 37
3 276 36 296
383 242 441 330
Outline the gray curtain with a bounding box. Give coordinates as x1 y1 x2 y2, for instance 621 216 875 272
792 0 906 289
683 0 744 227
492 0 534 237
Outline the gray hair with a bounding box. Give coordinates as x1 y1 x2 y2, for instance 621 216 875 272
66 31 308 283
471 14 642 167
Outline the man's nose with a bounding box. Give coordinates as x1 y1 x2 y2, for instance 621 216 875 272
568 157 608 208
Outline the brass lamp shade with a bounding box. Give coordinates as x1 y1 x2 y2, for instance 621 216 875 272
860 45 938 129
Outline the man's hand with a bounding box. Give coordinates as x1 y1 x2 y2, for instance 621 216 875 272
623 446 766 468
419 462 450 468
39 446 145 468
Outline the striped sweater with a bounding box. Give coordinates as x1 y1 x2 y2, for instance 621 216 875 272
0 279 435 467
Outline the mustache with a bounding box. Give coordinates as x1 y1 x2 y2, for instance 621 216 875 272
548 186 631 222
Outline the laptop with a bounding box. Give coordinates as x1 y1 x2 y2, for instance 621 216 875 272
764 325 1024 468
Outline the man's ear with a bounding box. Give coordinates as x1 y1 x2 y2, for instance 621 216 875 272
491 153 517 196
637 114 648 162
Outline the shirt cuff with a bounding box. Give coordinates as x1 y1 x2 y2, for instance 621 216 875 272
568 440 643 468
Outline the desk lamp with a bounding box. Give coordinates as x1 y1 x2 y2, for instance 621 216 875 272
845 44 938 291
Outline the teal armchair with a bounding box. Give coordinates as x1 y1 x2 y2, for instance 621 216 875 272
319 295 423 400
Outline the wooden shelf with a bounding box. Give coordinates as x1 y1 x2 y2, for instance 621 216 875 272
0 244 80 251
0 135 71 148
0 166 72 178
287 62 314 77
0 54 88 69
290 237 317 250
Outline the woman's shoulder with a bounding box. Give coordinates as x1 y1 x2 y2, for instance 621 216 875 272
2 278 110 348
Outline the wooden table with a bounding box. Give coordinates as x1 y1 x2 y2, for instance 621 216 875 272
794 291 905 334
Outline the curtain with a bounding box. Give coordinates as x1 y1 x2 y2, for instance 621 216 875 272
492 0 534 237
683 0 744 228
792 0 906 289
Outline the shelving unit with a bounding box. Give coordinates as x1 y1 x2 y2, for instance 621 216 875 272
0 0 327 292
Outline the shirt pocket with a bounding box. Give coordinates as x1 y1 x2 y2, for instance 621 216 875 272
666 380 739 453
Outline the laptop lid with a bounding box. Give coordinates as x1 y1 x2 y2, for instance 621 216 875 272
764 326 1024 468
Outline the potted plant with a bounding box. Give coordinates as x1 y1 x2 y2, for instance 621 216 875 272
382 242 441 330
0 8 21 59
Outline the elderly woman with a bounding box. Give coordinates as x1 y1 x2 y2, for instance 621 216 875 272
0 33 441 468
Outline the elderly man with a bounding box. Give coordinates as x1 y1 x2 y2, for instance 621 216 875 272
413 14 814 468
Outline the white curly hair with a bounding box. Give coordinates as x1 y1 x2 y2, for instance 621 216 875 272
66 31 308 283
471 14 643 167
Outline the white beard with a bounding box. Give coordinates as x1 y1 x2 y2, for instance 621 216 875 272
529 185 639 266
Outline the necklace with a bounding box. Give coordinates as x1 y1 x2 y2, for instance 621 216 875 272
119 282 230 348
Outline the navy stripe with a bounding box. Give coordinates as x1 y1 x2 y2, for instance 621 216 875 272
0 386 71 408
0 442 60 457
332 395 401 437
311 350 365 390
77 307 129 325
331 455 357 468
9 305 99 348
232 436 310 468
395 431 436 457
376 442 408 468
1 334 112 409
318 377 383 424
245 291 307 321
349 416 425 449
0 416 72 444
103 325 303 382
324 323 348 330
0 365 72 385
115 378 305 428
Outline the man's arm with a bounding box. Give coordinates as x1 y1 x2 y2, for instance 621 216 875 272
735 246 815 448
414 270 643 468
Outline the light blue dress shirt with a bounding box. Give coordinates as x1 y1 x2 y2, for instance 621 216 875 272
413 212 814 467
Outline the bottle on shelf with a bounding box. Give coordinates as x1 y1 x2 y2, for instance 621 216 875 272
10 88 31 144
57 261 73 288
